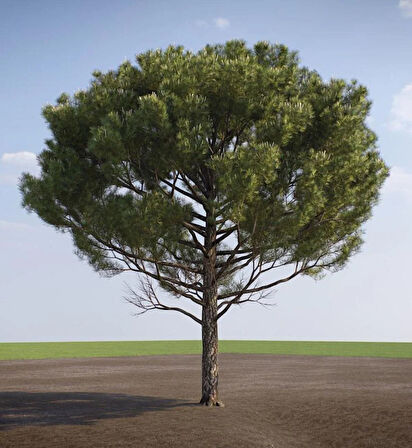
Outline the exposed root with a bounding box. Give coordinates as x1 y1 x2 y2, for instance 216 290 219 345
199 397 225 407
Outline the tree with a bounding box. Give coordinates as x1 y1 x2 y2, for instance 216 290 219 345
20 40 388 406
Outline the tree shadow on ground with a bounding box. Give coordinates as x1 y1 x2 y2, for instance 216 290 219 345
0 391 196 430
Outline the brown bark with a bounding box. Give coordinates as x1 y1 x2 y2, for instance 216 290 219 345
199 193 223 407
200 284 221 405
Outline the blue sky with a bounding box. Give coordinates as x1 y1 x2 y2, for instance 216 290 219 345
1 0 411 342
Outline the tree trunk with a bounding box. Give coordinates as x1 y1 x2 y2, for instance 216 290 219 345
200 289 221 406
200 200 223 407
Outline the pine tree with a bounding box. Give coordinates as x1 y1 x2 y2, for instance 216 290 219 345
21 40 388 406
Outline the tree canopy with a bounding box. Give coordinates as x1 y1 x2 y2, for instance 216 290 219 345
21 40 388 323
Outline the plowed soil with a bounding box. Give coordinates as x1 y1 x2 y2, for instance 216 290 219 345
1 354 411 447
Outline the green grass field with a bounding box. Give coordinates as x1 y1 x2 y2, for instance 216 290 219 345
0 340 411 360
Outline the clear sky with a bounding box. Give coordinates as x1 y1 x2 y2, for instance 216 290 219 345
1 0 411 342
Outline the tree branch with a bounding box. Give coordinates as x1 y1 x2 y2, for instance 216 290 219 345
125 277 202 325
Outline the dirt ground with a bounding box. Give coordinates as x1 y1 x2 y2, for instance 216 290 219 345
0 354 411 448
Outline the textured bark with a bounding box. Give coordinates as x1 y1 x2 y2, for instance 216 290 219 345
200 280 220 404
199 187 223 407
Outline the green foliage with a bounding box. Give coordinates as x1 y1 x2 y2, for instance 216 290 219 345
21 40 388 299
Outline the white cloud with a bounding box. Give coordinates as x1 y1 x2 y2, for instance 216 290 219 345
0 151 39 185
384 166 412 199
195 19 208 28
213 17 230 29
399 0 412 17
388 84 412 133
1 151 37 166
195 17 230 30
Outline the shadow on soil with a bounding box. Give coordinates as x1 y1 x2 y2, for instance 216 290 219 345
0 392 196 429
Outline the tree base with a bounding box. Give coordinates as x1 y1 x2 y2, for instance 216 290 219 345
199 397 225 407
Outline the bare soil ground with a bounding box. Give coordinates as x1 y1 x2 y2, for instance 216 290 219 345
0 354 411 447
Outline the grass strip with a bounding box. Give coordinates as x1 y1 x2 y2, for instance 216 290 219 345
0 340 411 361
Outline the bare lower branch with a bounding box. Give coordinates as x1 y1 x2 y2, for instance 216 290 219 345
125 277 202 325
